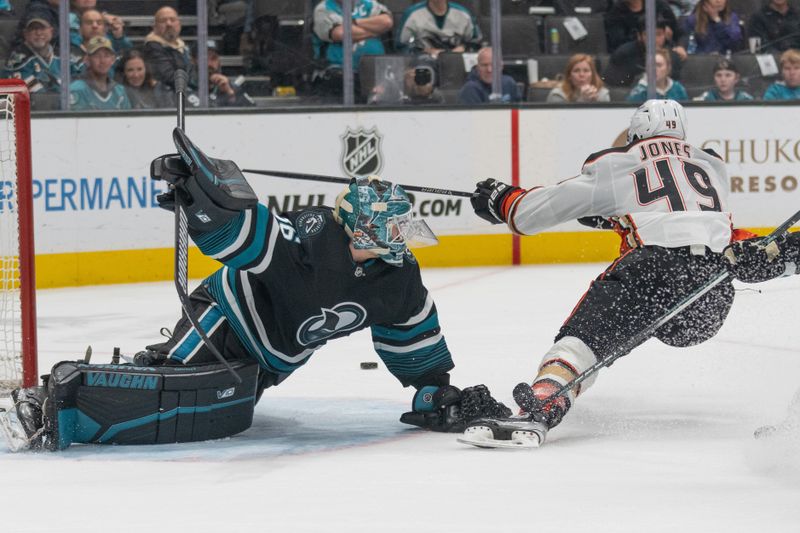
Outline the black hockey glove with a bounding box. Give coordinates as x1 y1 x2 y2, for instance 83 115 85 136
151 154 191 213
150 129 259 232
132 349 167 366
723 235 793 283
471 179 521 225
400 384 512 433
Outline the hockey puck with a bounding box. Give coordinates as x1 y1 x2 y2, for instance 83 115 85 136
360 362 378 370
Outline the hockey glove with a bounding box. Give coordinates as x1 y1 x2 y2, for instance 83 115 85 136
132 349 167 366
399 384 512 433
471 179 522 225
513 381 571 429
151 154 191 213
724 236 791 283
150 129 259 232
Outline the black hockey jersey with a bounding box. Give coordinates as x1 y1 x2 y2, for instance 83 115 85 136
192 204 453 387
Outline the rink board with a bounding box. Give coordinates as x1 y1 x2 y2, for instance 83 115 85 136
24 105 799 287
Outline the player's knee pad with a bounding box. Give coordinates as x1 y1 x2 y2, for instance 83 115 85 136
537 336 599 394
41 359 259 450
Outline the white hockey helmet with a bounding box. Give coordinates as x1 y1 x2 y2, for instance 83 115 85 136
627 99 687 144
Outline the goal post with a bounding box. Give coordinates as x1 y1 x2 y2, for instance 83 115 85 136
0 79 37 393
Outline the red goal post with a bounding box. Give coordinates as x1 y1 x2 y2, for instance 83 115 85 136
0 79 37 393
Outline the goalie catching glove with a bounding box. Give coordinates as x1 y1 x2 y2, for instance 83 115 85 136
151 128 258 231
400 384 512 432
471 179 523 225
724 233 800 283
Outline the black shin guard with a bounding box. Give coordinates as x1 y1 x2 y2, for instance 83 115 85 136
41 360 259 450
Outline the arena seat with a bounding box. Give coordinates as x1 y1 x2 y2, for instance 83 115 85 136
608 85 632 101
527 85 554 101
0 18 17 63
96 1 177 16
543 15 608 54
358 54 410 102
679 54 723 94
485 15 543 57
735 53 782 98
250 0 306 18
727 0 763 20
437 51 471 90
528 54 571 80
480 0 533 15
480 0 575 16
563 0 611 15
381 0 414 14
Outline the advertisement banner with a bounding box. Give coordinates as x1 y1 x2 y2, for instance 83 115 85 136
30 109 510 255
22 105 799 286
518 105 800 229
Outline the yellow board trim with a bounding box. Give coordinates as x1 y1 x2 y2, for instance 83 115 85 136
33 227 780 288
36 248 221 289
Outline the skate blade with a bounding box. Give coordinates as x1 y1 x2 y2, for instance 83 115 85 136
0 408 31 452
456 425 544 449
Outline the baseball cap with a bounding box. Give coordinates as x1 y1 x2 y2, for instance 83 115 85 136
192 39 219 55
207 39 219 53
713 58 739 74
23 10 56 29
85 36 114 55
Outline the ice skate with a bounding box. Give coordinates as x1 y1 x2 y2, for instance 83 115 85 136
0 387 48 452
457 413 549 449
457 381 571 449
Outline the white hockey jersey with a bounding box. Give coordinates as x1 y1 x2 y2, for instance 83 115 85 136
508 136 733 252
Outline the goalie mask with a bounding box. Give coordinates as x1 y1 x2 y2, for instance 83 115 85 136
627 99 687 144
334 176 438 266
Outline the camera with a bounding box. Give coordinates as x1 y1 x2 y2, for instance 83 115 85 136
414 67 432 86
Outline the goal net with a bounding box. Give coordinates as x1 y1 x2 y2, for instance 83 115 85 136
0 80 37 394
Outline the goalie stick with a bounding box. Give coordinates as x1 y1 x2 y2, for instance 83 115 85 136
460 207 800 449
241 168 472 198
171 70 240 383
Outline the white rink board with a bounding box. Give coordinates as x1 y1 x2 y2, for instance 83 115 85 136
30 110 509 255
29 105 799 256
518 105 800 229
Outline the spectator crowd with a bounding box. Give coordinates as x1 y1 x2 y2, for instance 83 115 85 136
1 0 799 109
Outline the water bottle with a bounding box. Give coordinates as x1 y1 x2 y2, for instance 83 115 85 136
687 32 697 54
550 28 560 54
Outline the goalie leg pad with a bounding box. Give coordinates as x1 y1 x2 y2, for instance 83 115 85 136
42 359 259 450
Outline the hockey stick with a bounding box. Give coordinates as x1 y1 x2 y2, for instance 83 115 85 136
171 70 241 383
241 168 472 198
514 208 800 411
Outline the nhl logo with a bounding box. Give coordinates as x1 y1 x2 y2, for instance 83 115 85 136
340 127 384 178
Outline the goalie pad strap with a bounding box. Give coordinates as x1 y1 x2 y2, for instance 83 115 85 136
44 360 259 450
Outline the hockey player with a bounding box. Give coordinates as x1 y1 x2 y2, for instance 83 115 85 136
463 99 800 447
3 129 509 452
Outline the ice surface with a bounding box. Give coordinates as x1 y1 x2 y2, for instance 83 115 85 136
2 265 799 532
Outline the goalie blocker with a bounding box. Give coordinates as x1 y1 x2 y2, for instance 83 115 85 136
12 359 259 451
151 128 259 231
